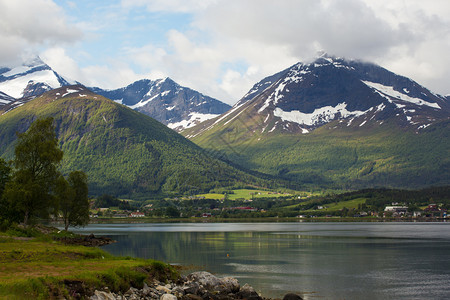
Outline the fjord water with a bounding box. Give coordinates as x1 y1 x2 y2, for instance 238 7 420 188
73 222 450 299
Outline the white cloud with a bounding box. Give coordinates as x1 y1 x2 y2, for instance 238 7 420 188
41 47 83 83
80 64 145 89
189 0 450 97
12 0 450 104
0 0 81 66
41 47 149 89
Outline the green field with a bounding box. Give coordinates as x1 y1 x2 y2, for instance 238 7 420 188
302 198 367 212
196 189 294 200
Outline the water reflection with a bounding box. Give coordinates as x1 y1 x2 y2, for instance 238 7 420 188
72 223 450 299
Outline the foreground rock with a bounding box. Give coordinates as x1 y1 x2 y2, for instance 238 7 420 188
89 271 302 300
54 233 115 247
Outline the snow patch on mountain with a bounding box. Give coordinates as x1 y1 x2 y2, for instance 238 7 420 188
130 94 159 109
2 66 34 77
0 70 61 98
362 81 441 109
214 102 246 126
168 112 220 130
258 64 312 113
61 88 82 98
273 102 367 126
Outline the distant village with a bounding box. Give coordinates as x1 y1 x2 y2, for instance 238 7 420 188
90 197 448 220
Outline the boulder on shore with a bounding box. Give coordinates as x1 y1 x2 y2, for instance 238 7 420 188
89 271 264 300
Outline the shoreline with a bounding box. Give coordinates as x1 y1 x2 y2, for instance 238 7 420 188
54 216 449 224
0 225 302 299
89 271 302 300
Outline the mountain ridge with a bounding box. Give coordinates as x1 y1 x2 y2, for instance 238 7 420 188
0 85 261 198
90 77 231 132
184 54 450 189
0 57 231 132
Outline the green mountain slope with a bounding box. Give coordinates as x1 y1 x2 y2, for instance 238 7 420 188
187 115 449 189
0 86 260 198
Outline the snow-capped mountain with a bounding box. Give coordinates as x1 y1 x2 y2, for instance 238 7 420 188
0 58 230 130
0 57 73 114
184 54 450 188
90 78 231 132
188 53 449 138
0 56 72 99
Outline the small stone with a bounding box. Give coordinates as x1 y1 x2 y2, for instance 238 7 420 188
236 283 262 300
142 283 152 296
188 272 223 291
160 294 177 300
221 277 240 293
91 290 116 300
177 274 188 284
183 282 200 295
182 294 203 300
172 286 185 297
156 285 172 293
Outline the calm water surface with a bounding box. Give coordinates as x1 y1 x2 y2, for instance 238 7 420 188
72 222 450 299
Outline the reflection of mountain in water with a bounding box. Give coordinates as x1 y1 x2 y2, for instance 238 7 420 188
77 224 450 299
101 231 287 269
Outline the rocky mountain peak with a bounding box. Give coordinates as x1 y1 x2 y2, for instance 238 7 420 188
189 55 449 140
22 56 47 68
90 77 231 132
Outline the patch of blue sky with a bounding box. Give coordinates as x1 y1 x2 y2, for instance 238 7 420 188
55 0 195 67
220 60 250 76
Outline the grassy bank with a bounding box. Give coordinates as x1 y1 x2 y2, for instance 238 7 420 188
0 226 178 299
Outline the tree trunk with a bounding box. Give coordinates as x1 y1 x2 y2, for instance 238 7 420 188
24 210 29 226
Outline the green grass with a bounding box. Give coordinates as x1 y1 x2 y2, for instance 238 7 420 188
196 189 293 200
229 189 291 200
307 198 367 212
0 234 178 299
195 193 224 200
190 114 450 189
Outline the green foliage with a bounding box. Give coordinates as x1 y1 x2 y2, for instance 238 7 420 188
94 194 132 210
165 206 180 217
58 171 90 230
3 117 63 224
5 224 44 238
0 157 10 199
0 117 90 228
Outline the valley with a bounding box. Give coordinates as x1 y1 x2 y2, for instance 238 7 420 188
2 2 450 299
0 54 448 201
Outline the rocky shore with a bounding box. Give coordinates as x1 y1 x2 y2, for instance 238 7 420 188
89 271 302 300
54 233 115 247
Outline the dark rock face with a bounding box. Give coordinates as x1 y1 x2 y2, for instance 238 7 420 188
90 78 231 131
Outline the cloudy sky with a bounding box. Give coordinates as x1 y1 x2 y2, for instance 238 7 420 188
1 0 449 104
